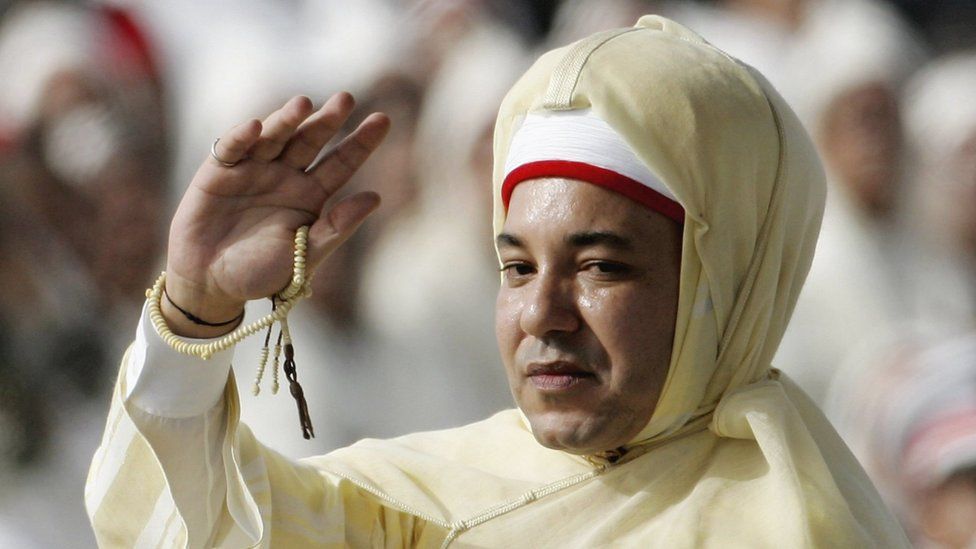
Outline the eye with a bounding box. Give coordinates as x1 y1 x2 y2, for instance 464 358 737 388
582 261 631 276
500 261 535 280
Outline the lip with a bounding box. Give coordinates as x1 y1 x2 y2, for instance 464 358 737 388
525 361 596 392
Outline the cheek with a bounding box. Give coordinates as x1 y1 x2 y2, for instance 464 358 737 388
579 290 633 364
494 288 522 362
584 286 675 376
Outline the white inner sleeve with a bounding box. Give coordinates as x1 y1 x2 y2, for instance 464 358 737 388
125 302 236 418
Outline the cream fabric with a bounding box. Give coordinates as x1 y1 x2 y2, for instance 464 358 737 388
87 16 907 547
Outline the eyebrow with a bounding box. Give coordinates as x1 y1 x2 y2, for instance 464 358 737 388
496 233 522 248
495 231 633 250
566 231 633 250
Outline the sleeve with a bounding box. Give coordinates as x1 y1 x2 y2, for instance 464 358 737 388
85 304 438 548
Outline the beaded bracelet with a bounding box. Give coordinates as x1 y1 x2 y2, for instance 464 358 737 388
145 226 316 439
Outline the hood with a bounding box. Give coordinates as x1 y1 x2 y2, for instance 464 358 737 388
492 15 825 445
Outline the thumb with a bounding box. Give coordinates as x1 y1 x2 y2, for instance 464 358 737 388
306 191 381 267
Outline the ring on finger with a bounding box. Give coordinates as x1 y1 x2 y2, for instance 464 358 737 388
211 138 241 168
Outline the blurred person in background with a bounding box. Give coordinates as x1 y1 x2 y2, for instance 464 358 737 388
0 1 169 546
729 0 927 403
778 0 925 219
0 0 169 382
825 49 976 533
825 331 976 547
0 162 52 470
672 0 928 404
901 53 976 326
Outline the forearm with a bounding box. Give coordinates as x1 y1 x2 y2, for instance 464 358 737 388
87 303 432 547
87 304 235 548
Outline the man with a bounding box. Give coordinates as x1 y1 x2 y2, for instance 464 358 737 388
87 16 907 547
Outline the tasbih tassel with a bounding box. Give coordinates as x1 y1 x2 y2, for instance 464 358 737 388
242 228 313 436
280 318 314 439
252 318 275 396
271 328 282 395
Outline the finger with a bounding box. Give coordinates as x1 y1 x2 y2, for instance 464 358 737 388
249 96 315 162
308 112 391 195
211 119 262 167
307 191 381 266
280 92 356 170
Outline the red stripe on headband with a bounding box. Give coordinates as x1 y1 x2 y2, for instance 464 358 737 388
501 160 684 224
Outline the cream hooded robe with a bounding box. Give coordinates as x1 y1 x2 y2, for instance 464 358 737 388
86 16 908 548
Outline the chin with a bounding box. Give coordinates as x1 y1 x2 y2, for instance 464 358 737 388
526 409 618 455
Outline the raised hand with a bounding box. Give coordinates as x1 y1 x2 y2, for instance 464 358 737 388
163 93 390 338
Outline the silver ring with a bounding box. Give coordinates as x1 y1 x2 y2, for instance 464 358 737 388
210 138 239 168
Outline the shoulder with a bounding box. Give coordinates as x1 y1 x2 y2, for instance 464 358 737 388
385 409 529 454
308 408 585 481
329 409 542 470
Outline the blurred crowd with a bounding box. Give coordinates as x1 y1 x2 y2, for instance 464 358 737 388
0 0 974 546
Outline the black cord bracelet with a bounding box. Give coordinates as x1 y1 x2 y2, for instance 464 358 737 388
163 287 245 327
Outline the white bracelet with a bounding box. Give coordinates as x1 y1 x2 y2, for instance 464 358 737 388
144 226 317 439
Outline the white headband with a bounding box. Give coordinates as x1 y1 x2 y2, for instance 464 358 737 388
502 109 683 223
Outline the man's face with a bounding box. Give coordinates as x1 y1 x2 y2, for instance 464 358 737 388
495 178 682 455
818 82 902 219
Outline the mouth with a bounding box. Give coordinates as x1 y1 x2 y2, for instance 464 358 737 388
526 361 596 392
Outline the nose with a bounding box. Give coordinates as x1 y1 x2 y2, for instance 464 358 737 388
519 271 580 337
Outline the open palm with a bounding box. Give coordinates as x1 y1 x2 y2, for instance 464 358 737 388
165 93 390 329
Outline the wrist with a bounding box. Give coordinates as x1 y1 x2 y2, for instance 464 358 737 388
160 271 245 338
